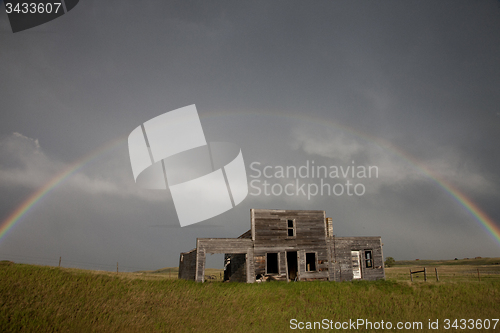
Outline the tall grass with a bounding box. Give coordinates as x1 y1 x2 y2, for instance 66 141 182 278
1 263 499 332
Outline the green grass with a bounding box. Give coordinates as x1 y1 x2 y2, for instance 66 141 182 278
1 262 499 332
386 257 500 283
393 257 500 267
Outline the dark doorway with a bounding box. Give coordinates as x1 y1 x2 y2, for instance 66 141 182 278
224 253 247 282
266 253 279 274
287 251 298 281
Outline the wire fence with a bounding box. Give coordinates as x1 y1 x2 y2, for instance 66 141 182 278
388 266 500 282
0 252 165 273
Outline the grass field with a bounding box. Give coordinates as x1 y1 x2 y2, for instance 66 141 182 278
385 258 500 283
1 259 499 332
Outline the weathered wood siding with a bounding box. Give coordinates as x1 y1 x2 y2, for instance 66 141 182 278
178 249 197 280
195 238 254 283
329 237 385 282
251 209 329 281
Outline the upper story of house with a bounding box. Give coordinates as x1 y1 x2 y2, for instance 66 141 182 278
248 209 333 247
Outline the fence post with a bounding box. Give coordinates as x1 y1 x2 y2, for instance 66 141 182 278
424 267 427 282
410 269 413 282
477 268 480 282
435 267 439 282
59 257 61 268
117 262 119 274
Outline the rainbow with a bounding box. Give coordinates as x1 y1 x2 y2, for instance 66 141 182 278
379 137 500 245
0 136 126 240
1 112 499 247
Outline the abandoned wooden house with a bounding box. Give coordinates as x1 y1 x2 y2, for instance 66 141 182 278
178 209 385 283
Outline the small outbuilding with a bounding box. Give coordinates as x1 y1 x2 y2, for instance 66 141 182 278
179 209 385 282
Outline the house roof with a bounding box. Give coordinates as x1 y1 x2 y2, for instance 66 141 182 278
237 229 252 239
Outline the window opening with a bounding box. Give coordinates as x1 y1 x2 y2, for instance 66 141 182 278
365 250 373 268
306 252 316 271
287 219 295 237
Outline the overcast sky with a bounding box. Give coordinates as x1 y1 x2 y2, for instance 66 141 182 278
1 0 499 271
